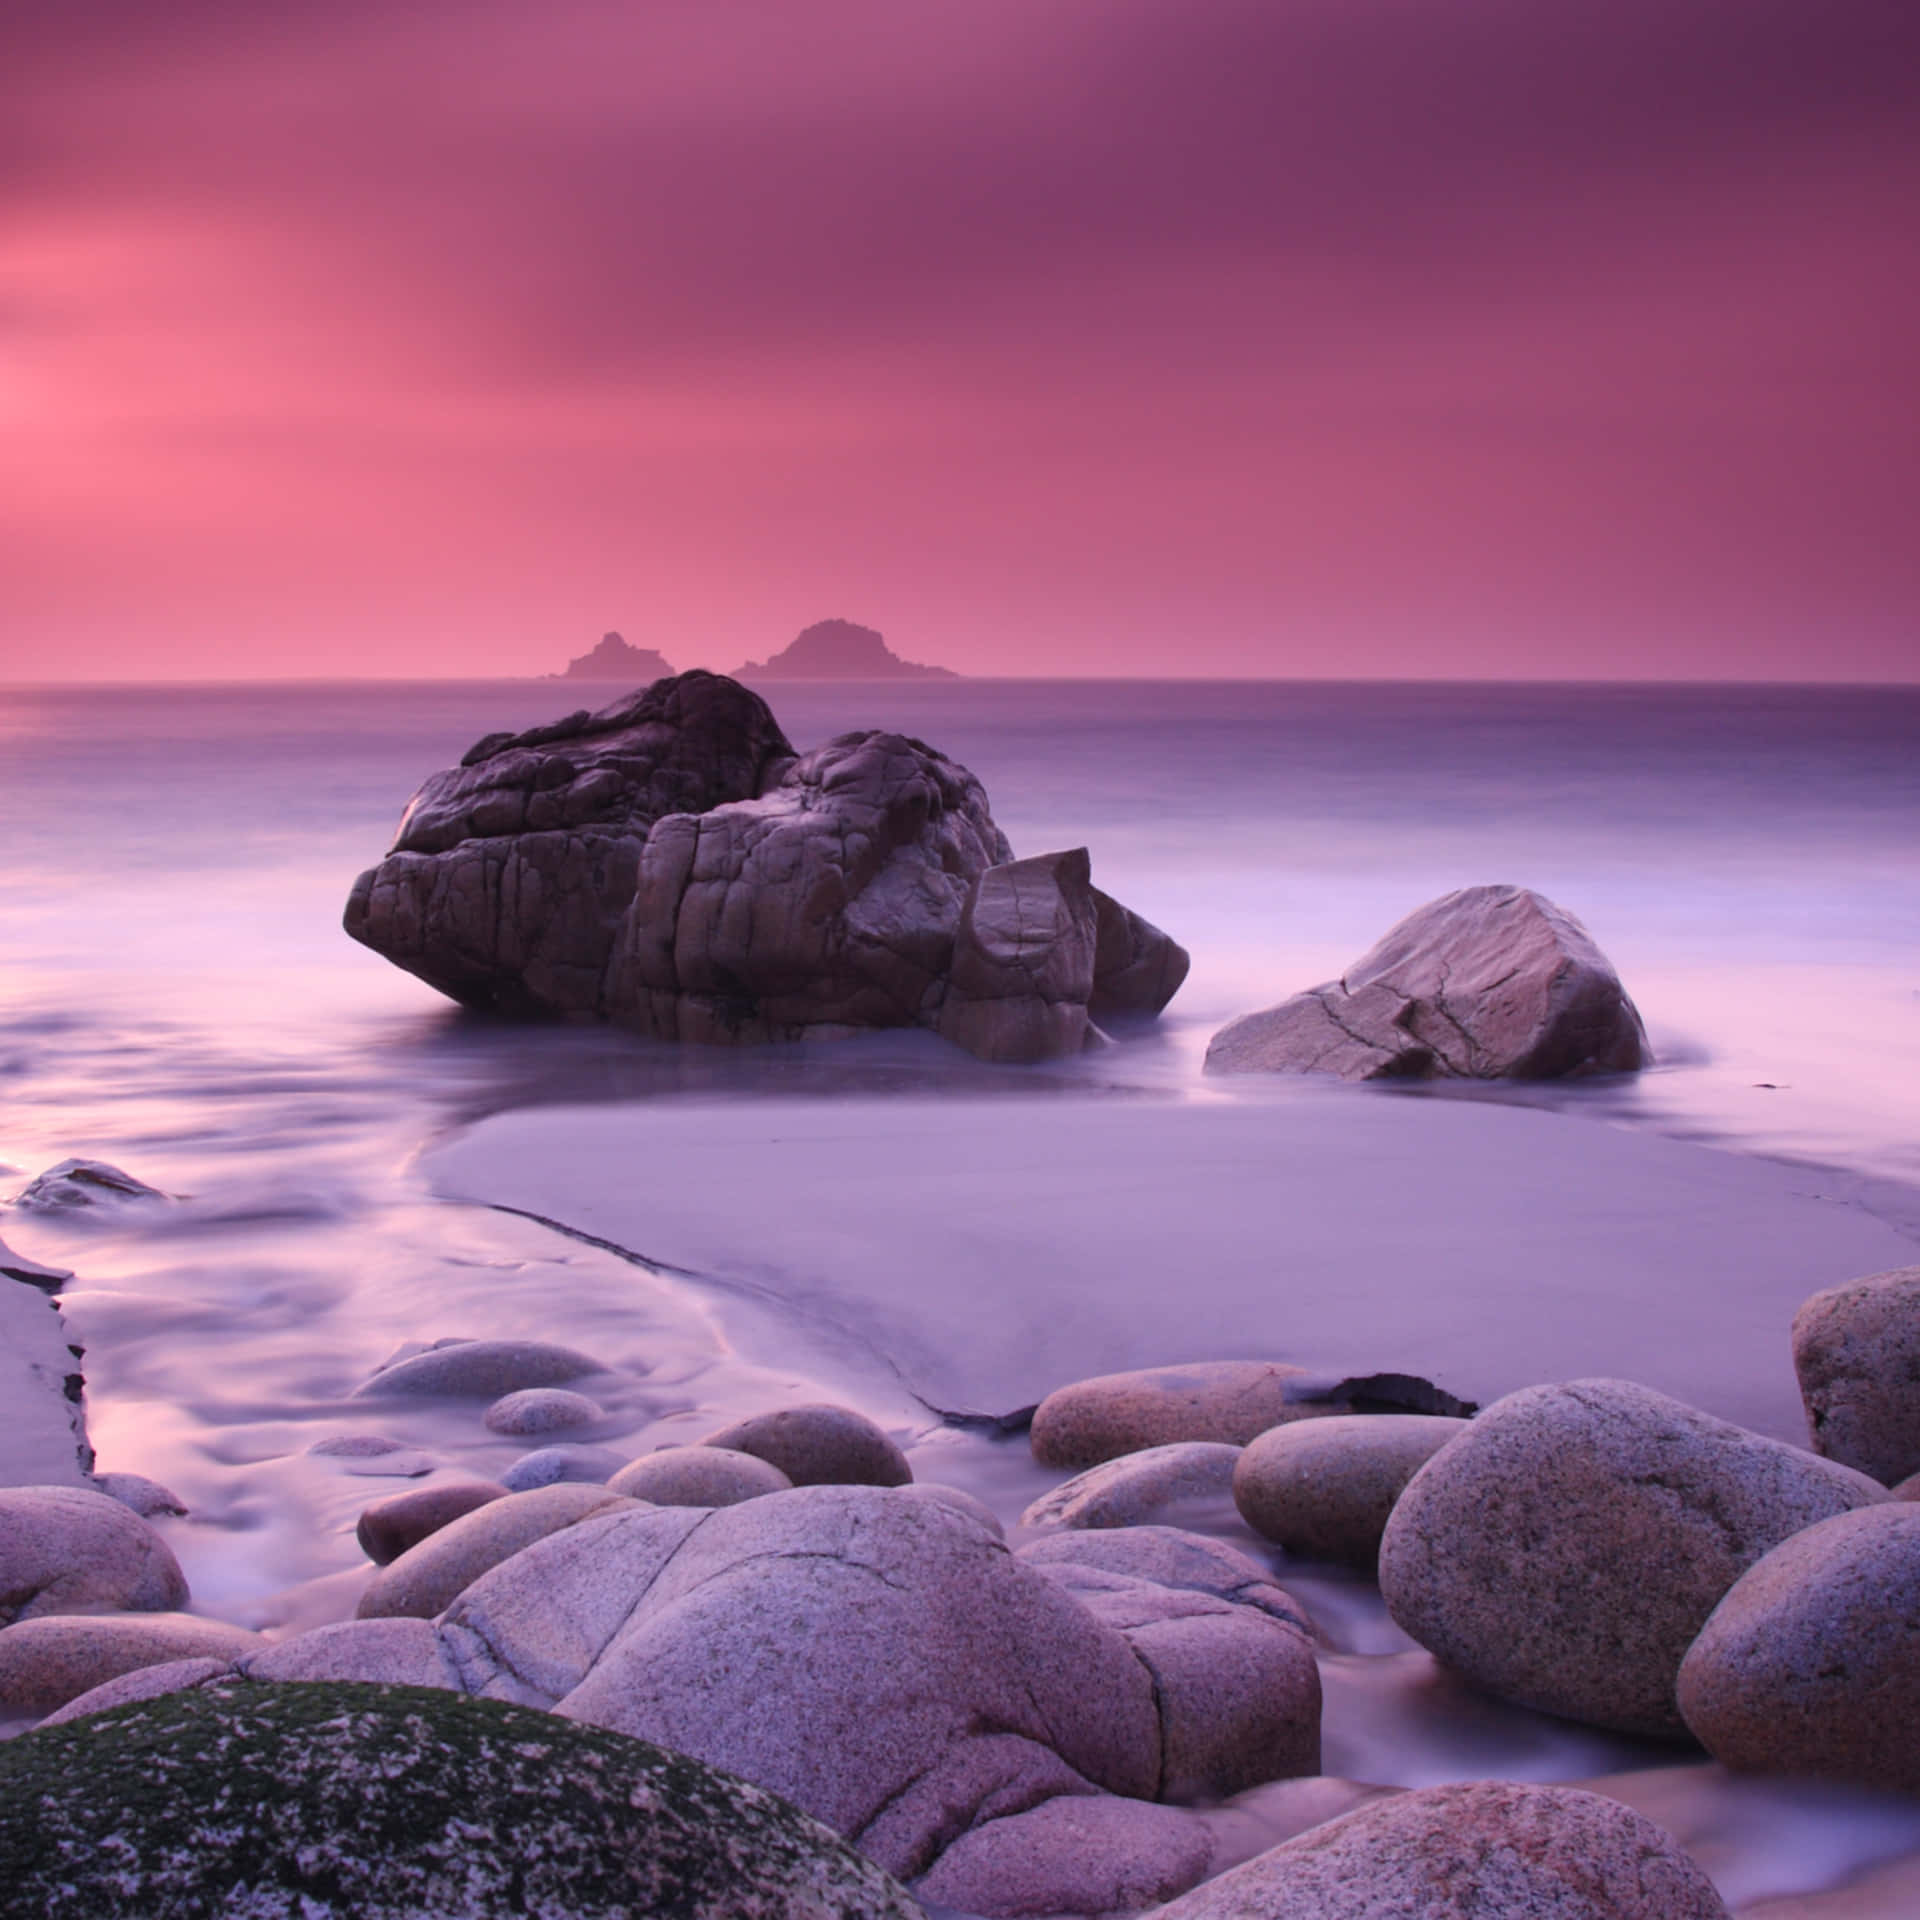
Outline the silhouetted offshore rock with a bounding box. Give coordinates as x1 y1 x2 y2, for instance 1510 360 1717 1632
559 630 675 681
346 671 1186 1061
734 617 957 680
1206 884 1646 1081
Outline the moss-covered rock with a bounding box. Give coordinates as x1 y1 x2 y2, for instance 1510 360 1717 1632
0 1678 922 1919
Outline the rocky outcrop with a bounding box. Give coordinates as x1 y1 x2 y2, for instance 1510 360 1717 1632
1153 1781 1729 1920
0 1275 91 1490
347 671 1185 1061
1206 884 1646 1080
1678 1504 1920 1793
1792 1265 1920 1484
1377 1379 1887 1737
733 617 956 680
560 630 674 681
0 1680 920 1920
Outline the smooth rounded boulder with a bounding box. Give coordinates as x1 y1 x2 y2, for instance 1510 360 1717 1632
1151 1781 1729 1919
484 1387 603 1435
1233 1414 1468 1568
356 1479 510 1565
355 1338 608 1398
357 1482 639 1620
0 1484 188 1626
609 1445 794 1507
1377 1378 1887 1737
0 1612 264 1717
1030 1362 1327 1469
0 1680 922 1920
1205 884 1646 1081
1021 1441 1242 1532
1792 1265 1920 1484
1678 1503 1920 1793
702 1405 912 1488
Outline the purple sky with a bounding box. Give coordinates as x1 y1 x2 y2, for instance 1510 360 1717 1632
5 1 1917 678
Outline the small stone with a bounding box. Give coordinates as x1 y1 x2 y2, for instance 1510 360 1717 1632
90 1472 189 1519
357 1483 639 1620
1022 1441 1242 1531
12 1158 167 1213
1678 1503 1920 1793
0 1484 189 1627
356 1481 511 1566
1233 1414 1469 1568
501 1446 628 1493
607 1446 792 1507
484 1387 603 1436
702 1404 912 1488
1153 1780 1728 1919
355 1339 609 1399
1792 1265 1920 1484
1030 1361 1331 1470
1378 1378 1887 1736
0 1612 264 1717
0 1680 922 1920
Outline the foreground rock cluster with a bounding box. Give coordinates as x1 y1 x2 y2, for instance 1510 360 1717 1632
10 1230 1920 1912
345 671 1187 1062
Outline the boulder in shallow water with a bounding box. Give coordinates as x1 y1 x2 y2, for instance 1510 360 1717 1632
356 1479 510 1564
1021 1441 1243 1531
354 1337 608 1399
1205 884 1646 1081
484 1386 603 1435
501 1444 628 1492
609 1444 794 1507
0 1484 187 1626
0 1680 921 1920
0 1611 264 1717
1377 1378 1888 1737
1153 1780 1729 1920
346 671 1184 1063
1792 1265 1920 1484
1030 1361 1332 1470
1233 1413 1469 1569
11 1158 167 1212
702 1404 913 1488
357 1482 639 1619
1678 1504 1920 1793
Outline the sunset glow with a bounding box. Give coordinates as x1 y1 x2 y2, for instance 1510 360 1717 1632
5 1 1916 680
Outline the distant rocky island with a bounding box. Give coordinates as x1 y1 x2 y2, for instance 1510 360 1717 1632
732 619 957 681
559 633 675 681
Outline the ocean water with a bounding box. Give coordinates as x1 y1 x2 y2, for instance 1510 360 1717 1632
3 678 1919 1904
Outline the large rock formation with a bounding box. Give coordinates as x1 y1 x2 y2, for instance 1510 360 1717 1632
733 618 957 680
1206 884 1646 1080
345 671 1186 1061
559 630 675 681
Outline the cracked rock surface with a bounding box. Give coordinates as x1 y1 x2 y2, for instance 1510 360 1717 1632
346 670 1186 1061
1206 883 1646 1080
0 1679 919 1920
1378 1378 1888 1738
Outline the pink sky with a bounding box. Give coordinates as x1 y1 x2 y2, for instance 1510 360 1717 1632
4 1 1916 680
